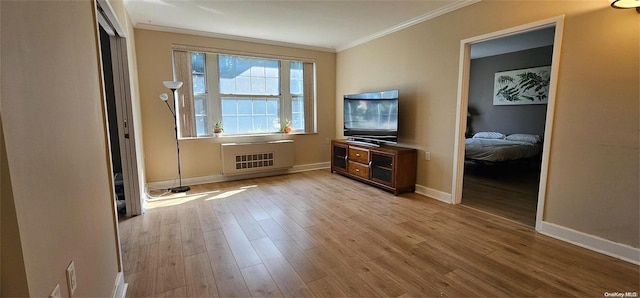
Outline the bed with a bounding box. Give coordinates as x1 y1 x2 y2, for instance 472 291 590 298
465 132 542 163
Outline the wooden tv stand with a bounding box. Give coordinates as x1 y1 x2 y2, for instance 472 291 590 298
330 139 417 195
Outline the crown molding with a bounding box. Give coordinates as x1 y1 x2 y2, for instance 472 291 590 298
335 0 481 52
134 23 337 53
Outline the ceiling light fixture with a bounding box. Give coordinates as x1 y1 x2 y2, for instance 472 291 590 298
611 0 640 13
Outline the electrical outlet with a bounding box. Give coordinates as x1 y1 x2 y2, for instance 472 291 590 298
425 152 431 160
66 261 77 295
49 284 61 298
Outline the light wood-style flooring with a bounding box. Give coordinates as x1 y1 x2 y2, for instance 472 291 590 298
462 160 540 227
120 169 638 297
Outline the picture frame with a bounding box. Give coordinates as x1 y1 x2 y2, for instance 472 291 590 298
493 66 551 105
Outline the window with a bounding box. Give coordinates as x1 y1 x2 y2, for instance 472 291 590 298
172 49 315 138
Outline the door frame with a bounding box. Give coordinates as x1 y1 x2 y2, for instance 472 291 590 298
451 16 565 231
109 34 142 217
96 0 143 217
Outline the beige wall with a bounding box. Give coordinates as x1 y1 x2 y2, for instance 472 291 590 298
336 1 639 247
1 1 119 296
1 115 29 297
135 29 336 183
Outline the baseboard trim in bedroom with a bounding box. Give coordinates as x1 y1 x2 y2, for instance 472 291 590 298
415 184 452 204
538 221 639 265
146 162 330 192
112 272 127 298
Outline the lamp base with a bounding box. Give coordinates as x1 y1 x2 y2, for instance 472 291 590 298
169 186 191 193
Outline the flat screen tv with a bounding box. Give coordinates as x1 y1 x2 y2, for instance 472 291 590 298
344 89 399 145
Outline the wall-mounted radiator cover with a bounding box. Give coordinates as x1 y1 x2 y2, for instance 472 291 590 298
221 140 294 176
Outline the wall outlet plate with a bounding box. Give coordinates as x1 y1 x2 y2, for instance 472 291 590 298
66 261 77 295
49 284 61 298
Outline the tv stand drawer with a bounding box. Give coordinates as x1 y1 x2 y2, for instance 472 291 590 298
348 161 370 179
348 147 369 164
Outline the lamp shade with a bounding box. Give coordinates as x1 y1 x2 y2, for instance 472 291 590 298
159 93 169 102
163 81 183 90
611 0 640 8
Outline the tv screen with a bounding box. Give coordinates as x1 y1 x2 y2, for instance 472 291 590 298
344 89 399 145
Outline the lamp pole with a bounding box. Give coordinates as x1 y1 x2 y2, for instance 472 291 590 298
161 81 190 193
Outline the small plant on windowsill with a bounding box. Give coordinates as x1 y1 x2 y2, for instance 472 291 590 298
282 119 292 134
213 120 223 137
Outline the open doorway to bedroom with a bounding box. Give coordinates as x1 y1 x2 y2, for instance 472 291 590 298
452 17 563 229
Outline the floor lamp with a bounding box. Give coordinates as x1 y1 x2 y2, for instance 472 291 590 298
160 80 190 193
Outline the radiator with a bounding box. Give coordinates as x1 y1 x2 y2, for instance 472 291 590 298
221 140 294 176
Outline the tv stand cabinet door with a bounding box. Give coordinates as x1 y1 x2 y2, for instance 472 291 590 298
331 140 348 173
370 151 394 187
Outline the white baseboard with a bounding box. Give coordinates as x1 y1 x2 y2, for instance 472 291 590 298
290 162 331 173
411 186 639 265
112 272 127 298
146 162 330 191
538 221 640 265
415 184 452 204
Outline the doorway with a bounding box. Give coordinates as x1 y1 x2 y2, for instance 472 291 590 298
96 2 142 217
452 16 564 230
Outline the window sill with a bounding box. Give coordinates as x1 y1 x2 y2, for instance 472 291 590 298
178 131 316 142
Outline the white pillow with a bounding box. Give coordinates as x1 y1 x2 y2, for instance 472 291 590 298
473 132 506 139
505 134 541 143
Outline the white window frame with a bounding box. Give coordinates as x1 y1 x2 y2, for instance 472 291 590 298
172 47 316 138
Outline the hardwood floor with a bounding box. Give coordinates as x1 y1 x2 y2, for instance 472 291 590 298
462 160 540 227
120 169 639 297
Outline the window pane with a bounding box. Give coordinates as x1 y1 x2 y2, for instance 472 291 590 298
237 100 252 115
194 95 208 136
253 100 266 114
193 74 205 94
192 53 206 94
219 56 234 78
218 55 279 96
290 61 303 95
222 116 238 134
265 60 279 77
192 52 205 73
267 99 279 115
266 78 279 95
220 77 235 94
291 97 301 113
292 96 304 130
236 58 251 76
290 62 302 79
221 96 280 134
236 76 251 94
238 116 253 132
196 116 206 136
250 60 265 77
251 77 266 94
221 99 237 115
254 116 268 131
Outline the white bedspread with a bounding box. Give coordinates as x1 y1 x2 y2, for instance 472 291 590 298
465 138 541 162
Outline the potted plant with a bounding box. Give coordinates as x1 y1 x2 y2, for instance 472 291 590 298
213 120 223 136
282 119 292 134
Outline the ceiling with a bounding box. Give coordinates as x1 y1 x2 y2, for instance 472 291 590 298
123 0 478 52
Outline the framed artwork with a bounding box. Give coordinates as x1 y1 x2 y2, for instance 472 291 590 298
493 66 551 105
